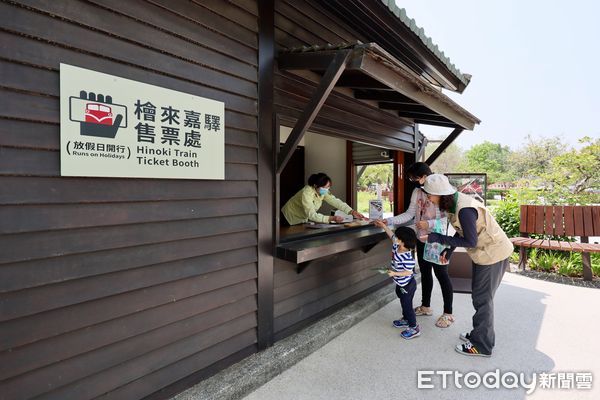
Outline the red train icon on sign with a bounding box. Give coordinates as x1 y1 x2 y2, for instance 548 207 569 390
69 91 127 138
85 103 113 125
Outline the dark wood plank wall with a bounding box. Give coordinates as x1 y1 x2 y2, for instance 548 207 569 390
274 243 391 340
0 1 259 399
272 0 404 339
274 0 416 151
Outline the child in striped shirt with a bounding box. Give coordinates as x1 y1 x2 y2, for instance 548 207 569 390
373 221 420 339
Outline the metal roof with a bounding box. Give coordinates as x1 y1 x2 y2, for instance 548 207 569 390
379 0 471 88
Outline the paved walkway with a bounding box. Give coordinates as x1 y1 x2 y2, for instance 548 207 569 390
243 272 600 400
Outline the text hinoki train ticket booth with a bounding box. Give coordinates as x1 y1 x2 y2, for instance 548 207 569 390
60 63 225 180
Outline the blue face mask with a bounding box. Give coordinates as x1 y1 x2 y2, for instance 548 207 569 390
318 187 329 196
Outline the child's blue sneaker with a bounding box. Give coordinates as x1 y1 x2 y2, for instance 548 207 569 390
401 325 421 339
392 319 409 329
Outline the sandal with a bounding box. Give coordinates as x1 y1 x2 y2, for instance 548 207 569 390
414 306 433 316
435 314 455 328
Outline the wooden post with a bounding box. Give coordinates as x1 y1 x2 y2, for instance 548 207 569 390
519 243 528 271
257 0 275 350
403 152 415 211
581 236 593 281
346 141 355 209
393 150 405 216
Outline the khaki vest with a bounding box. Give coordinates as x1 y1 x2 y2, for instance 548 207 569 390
449 193 514 265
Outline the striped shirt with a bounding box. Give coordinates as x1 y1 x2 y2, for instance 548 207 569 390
391 236 416 287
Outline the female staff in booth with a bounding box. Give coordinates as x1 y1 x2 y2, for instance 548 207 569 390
281 172 365 225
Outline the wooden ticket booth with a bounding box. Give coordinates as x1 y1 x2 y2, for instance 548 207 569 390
0 1 479 399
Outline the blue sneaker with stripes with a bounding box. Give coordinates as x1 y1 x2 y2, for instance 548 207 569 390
392 319 409 329
401 325 421 339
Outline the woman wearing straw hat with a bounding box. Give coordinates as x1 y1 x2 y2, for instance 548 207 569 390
420 174 513 357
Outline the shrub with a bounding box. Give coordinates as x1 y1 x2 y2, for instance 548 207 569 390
557 257 582 277
524 249 600 278
593 253 600 277
528 249 559 273
492 193 521 238
509 251 520 264
486 188 507 200
566 252 600 277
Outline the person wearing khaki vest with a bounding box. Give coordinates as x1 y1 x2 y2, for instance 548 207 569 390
421 174 513 357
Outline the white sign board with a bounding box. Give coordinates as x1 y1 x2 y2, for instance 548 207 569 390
60 64 225 179
369 199 383 220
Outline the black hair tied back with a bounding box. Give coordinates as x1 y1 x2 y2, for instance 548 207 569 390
308 172 331 187
405 162 432 180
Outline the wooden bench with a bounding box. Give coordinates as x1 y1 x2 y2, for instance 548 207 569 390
510 205 600 280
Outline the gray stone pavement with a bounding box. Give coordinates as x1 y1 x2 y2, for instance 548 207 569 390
243 272 600 400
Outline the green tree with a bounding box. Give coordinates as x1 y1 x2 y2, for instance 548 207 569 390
357 163 393 189
508 135 566 180
540 136 600 204
425 140 463 173
456 141 512 183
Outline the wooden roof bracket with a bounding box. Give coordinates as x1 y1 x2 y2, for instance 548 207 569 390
425 127 463 164
276 50 352 175
415 129 428 161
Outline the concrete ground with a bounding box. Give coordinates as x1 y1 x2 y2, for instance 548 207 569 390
243 272 600 400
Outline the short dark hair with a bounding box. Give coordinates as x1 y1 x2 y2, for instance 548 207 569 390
438 194 456 212
308 172 331 187
394 226 417 250
405 162 432 180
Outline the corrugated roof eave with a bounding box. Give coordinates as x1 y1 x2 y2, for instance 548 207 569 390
379 0 471 89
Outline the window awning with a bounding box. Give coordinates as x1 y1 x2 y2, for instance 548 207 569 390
276 43 480 173
279 43 480 130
